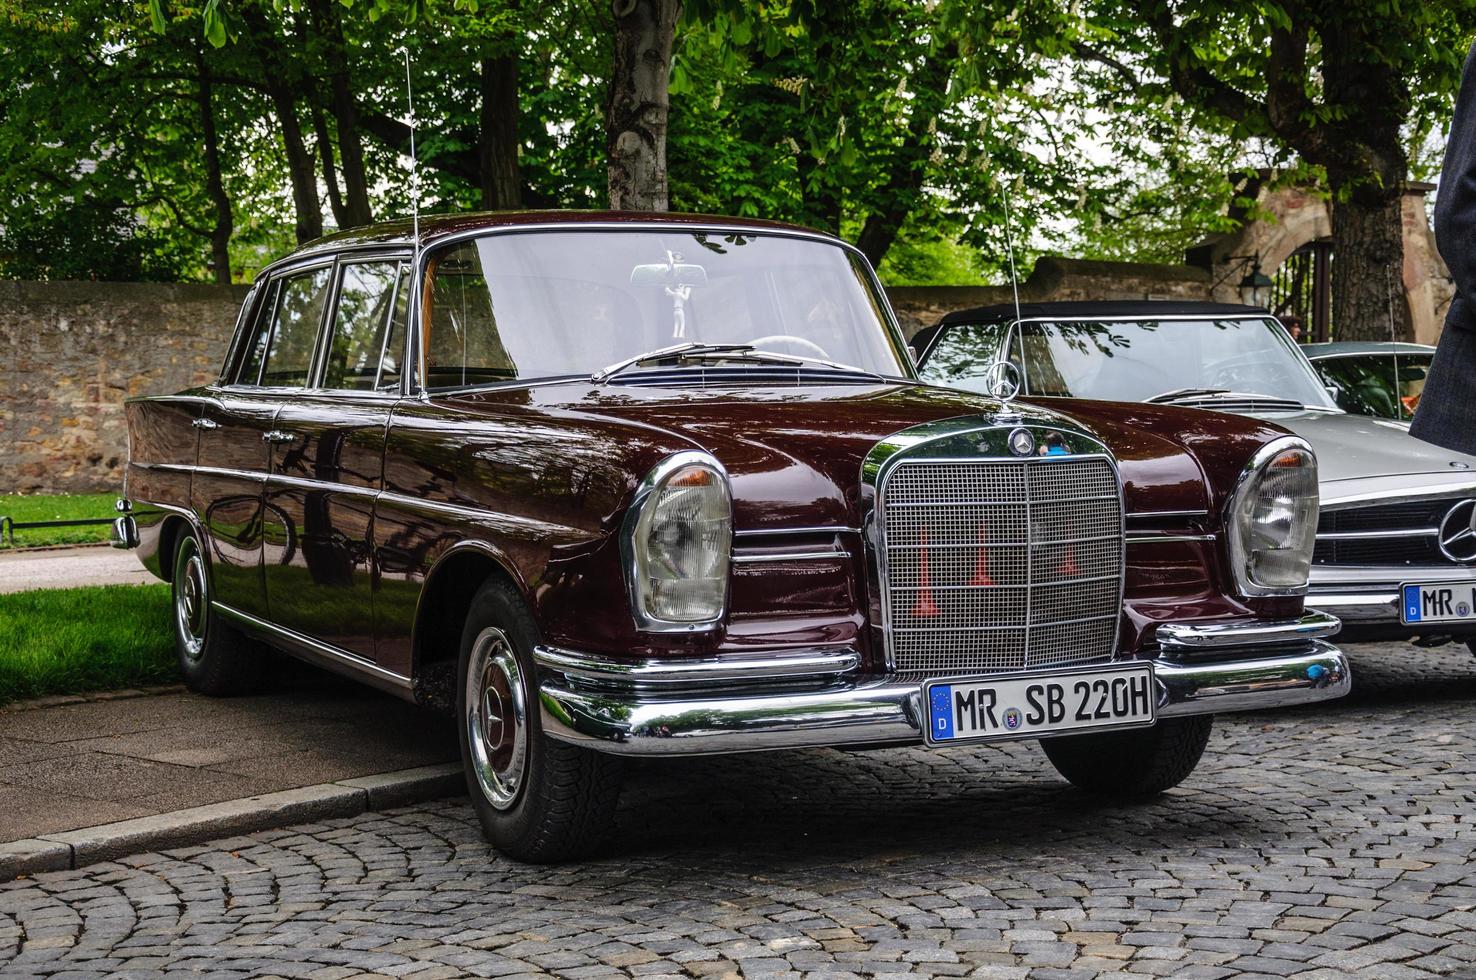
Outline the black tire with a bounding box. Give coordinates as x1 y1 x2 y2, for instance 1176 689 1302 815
456 578 623 862
170 529 263 696
1041 716 1213 799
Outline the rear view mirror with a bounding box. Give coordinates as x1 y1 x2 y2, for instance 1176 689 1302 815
630 261 708 287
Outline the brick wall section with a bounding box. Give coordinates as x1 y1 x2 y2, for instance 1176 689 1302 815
1 280 250 495
1 256 1211 494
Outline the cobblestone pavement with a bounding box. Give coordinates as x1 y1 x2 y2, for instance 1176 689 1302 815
1 642 1473 979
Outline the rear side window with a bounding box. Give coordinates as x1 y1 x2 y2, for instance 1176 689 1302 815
324 261 407 391
249 267 333 388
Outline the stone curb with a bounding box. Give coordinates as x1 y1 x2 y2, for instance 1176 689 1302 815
0 762 464 881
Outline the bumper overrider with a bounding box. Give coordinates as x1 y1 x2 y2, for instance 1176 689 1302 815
536 612 1349 756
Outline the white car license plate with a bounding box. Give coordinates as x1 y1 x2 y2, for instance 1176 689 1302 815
924 663 1156 745
1401 582 1476 624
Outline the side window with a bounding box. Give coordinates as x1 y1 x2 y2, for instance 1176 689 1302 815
258 267 333 388
324 261 404 391
378 264 410 392
917 322 1009 395
426 243 519 388
236 282 277 385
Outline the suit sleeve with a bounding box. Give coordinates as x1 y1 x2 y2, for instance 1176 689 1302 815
1435 42 1476 320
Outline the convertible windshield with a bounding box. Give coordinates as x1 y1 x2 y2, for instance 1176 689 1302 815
923 317 1336 409
422 230 908 388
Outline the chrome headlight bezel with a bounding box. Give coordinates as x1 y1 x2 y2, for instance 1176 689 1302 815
1224 436 1319 597
620 451 733 632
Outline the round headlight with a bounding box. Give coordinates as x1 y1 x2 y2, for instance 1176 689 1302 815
624 453 731 628
1226 438 1319 595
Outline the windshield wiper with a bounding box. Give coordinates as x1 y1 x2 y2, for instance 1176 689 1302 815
591 343 885 384
592 343 757 383
1146 388 1306 410
1145 387 1230 404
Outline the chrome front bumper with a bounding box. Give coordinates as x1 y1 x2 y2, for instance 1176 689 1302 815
1307 565 1476 626
536 613 1349 757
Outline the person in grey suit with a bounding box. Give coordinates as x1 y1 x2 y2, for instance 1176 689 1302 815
1412 43 1476 454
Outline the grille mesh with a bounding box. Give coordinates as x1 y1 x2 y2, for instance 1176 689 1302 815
881 456 1123 675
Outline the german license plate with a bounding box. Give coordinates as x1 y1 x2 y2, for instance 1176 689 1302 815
924 663 1156 745
1401 581 1476 624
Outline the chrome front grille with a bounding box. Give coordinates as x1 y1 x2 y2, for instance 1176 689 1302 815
880 456 1124 676
1315 498 1464 567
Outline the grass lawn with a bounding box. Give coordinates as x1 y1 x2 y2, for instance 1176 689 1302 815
0 493 118 548
0 584 177 706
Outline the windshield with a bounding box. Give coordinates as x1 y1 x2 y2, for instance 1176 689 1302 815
922 317 1334 408
422 230 908 388
1314 353 1432 420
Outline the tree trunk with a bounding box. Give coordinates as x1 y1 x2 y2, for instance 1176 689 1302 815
310 101 349 228
329 68 372 226
479 53 522 210
855 44 956 267
1329 187 1413 342
605 0 680 211
269 83 325 244
196 60 233 285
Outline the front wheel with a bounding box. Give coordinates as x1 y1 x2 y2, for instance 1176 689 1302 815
1041 716 1213 799
457 579 623 862
171 529 263 696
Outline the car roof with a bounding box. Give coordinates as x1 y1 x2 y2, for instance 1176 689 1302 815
936 299 1271 326
1302 341 1437 357
258 210 837 277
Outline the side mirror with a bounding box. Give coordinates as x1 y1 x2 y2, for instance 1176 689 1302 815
630 262 708 287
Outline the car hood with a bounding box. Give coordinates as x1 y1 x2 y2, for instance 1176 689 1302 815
470 381 1295 531
1235 409 1476 501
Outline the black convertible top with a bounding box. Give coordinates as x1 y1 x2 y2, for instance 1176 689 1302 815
912 299 1273 359
938 299 1268 326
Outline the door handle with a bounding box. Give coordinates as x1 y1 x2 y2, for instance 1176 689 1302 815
191 418 220 430
262 430 294 444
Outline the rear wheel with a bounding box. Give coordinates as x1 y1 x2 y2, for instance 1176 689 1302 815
171 529 263 696
1041 716 1213 798
457 578 623 862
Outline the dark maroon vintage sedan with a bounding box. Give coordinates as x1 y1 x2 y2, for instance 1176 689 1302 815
116 212 1349 861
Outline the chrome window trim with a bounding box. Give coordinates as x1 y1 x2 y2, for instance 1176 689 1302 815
1223 435 1318 597
618 450 733 634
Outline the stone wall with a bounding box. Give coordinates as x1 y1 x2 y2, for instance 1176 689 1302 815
886 256 1214 338
1 280 249 495
1 255 1214 495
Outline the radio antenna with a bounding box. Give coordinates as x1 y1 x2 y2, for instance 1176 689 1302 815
401 48 420 249
1002 180 1023 326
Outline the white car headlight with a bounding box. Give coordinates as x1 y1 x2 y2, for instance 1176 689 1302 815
623 452 731 629
1226 437 1319 595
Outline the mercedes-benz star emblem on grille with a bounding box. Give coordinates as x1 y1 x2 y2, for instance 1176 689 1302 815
1437 499 1476 562
984 360 1021 402
1009 427 1035 457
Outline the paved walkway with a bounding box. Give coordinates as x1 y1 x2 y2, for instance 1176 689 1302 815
0 642 1473 978
0 665 458 843
0 546 153 594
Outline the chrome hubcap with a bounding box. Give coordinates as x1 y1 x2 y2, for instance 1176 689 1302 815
465 627 528 811
174 539 208 661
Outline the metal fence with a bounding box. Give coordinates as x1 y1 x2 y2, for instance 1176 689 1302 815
0 515 114 548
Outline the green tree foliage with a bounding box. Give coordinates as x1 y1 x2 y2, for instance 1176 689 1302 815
3 0 1473 293
1081 0 1476 338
